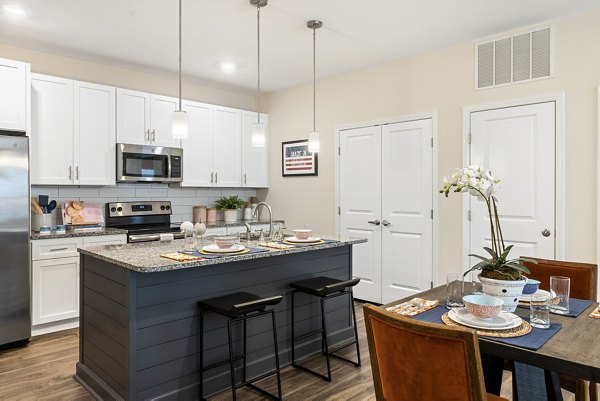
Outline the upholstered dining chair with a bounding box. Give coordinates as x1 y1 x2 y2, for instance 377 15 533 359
363 304 508 401
520 257 598 401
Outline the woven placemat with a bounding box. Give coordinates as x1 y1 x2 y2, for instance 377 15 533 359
282 239 325 245
198 248 251 256
441 312 532 338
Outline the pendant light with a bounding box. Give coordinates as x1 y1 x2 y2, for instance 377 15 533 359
307 20 322 153
250 0 267 147
172 0 188 139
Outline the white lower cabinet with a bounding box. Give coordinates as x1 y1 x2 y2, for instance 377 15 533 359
31 234 126 335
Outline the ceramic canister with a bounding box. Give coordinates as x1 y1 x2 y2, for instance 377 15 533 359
193 206 207 223
206 208 217 223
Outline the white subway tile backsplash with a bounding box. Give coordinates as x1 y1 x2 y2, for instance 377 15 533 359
167 187 197 198
135 188 168 198
59 186 100 198
196 188 220 197
99 187 135 198
31 186 60 198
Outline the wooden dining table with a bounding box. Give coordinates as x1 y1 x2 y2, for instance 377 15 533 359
383 284 600 400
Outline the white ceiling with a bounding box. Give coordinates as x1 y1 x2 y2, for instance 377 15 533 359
1 0 600 93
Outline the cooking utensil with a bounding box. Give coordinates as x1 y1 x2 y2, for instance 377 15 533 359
38 195 49 212
47 200 57 213
30 198 44 215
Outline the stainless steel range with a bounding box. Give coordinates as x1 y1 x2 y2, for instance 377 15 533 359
105 201 184 243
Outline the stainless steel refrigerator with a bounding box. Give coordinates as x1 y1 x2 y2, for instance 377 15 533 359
0 133 30 347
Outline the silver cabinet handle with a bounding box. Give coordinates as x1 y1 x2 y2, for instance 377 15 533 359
50 247 69 252
382 220 391 227
542 229 551 237
368 219 381 225
210 172 214 184
151 129 156 142
145 129 150 142
215 172 218 184
75 166 79 180
68 166 72 180
244 173 247 185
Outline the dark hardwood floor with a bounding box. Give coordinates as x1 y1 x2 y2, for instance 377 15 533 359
0 302 572 400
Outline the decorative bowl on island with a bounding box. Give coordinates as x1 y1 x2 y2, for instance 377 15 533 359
522 278 541 295
214 236 237 249
292 229 312 239
462 294 504 319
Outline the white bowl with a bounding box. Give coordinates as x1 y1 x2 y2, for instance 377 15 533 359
293 229 312 240
214 236 237 249
462 294 504 319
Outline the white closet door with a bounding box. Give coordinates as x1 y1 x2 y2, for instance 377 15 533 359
381 119 433 303
470 102 555 262
339 126 382 303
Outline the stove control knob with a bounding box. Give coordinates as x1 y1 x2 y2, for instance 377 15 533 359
160 205 166 210
165 205 171 210
117 207 123 212
110 207 117 213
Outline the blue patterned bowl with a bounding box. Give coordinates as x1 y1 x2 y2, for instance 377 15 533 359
522 278 541 295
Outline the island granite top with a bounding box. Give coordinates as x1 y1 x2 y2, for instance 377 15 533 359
78 235 367 273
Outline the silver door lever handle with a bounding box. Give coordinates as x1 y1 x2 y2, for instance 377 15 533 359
368 219 381 225
382 220 391 226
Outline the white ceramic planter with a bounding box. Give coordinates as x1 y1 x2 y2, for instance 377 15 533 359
223 209 238 223
479 275 527 312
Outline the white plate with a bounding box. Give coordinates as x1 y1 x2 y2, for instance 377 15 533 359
519 289 550 302
202 244 245 253
448 308 522 330
284 236 322 243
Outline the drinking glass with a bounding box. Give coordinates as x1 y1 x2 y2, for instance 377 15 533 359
470 272 483 295
446 273 464 309
549 276 570 315
183 229 197 252
530 293 551 329
271 224 282 241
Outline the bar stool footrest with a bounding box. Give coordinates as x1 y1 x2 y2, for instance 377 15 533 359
293 328 325 342
291 362 332 382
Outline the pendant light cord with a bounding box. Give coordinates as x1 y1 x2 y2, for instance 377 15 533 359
178 0 182 111
312 26 316 132
256 3 261 125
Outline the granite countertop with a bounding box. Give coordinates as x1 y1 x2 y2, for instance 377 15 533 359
30 227 128 240
78 234 367 273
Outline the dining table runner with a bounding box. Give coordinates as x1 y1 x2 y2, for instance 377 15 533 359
412 305 561 351
280 238 340 247
181 247 270 259
518 298 593 318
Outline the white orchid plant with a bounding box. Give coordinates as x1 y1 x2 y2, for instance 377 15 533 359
440 165 533 281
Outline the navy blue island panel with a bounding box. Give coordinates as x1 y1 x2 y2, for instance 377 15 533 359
74 238 364 401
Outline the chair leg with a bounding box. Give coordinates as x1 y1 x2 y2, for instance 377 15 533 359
242 315 247 384
271 310 283 400
291 290 296 366
320 297 332 382
199 308 205 401
349 291 361 367
227 319 237 401
591 381 599 401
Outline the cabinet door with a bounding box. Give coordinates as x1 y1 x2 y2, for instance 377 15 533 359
150 94 180 147
181 100 213 186
74 81 116 185
31 74 74 185
213 106 242 187
82 234 127 247
242 111 269 187
32 257 79 325
116 88 150 145
0 58 28 132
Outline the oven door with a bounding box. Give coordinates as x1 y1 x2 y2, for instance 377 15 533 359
116 143 182 182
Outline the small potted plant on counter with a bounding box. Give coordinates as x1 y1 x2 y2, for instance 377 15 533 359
214 196 246 223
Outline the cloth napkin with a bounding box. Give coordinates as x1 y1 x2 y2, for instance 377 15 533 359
181 247 270 259
412 306 561 351
385 298 439 317
590 305 600 319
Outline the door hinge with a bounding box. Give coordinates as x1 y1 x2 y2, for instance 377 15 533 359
430 281 434 289
430 137 434 148
338 147 341 156
468 133 472 144
468 210 471 221
430 209 433 219
338 206 341 215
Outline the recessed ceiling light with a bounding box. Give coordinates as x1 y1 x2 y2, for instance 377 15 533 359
220 61 237 73
3 4 26 17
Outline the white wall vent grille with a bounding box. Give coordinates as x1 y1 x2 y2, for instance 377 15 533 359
476 26 554 89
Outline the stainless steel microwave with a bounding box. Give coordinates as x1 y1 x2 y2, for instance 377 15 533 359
116 143 183 183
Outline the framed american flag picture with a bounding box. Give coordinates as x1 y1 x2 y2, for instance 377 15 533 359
281 140 318 176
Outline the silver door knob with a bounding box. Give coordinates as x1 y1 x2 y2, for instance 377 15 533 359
367 219 381 225
542 229 551 237
382 220 391 226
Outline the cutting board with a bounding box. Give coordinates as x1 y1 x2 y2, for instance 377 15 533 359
62 201 104 225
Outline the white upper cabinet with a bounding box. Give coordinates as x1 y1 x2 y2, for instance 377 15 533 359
31 74 74 185
181 100 213 187
213 106 242 187
116 89 180 147
0 58 29 133
242 111 269 188
74 81 116 185
31 74 115 186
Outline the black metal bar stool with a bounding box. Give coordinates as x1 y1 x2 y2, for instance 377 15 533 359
290 277 361 382
199 292 283 401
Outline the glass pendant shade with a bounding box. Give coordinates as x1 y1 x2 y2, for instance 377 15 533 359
308 131 320 153
251 122 266 147
172 110 189 139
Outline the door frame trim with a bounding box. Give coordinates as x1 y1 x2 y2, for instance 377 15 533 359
334 111 440 287
462 93 566 272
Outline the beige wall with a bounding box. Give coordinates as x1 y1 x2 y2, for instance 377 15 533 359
261 10 600 281
0 42 255 110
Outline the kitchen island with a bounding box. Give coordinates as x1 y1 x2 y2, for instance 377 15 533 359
74 236 366 400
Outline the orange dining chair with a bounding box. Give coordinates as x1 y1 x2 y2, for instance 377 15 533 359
521 257 598 401
363 304 508 401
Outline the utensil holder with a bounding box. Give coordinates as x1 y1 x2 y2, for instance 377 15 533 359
32 214 53 231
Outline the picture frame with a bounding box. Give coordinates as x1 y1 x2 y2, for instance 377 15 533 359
281 139 318 176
